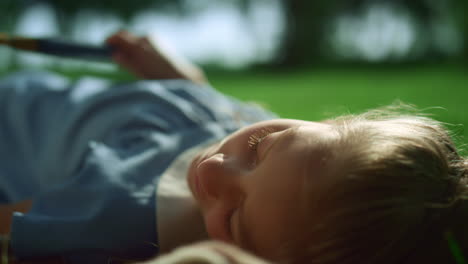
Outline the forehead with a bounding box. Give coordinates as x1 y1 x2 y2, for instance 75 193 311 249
285 125 339 206
244 125 336 258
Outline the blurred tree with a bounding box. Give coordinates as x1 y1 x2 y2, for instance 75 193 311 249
455 0 468 62
276 0 467 66
274 1 338 67
3 0 466 66
44 0 185 19
3 0 187 24
404 0 467 62
0 0 23 32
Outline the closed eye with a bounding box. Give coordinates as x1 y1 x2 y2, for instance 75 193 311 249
248 128 274 151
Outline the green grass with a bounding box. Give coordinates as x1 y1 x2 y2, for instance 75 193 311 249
207 64 468 149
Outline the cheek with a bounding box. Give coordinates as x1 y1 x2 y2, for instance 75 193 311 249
203 206 233 243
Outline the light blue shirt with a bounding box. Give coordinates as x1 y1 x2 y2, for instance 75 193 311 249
0 71 276 263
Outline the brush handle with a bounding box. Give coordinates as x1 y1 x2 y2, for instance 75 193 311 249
36 39 114 60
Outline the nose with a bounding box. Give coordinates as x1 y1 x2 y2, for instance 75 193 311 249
196 153 243 201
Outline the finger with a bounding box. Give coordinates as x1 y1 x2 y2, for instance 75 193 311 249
107 31 141 52
137 36 154 47
112 52 148 78
112 52 136 71
106 30 132 42
111 51 126 65
106 30 127 44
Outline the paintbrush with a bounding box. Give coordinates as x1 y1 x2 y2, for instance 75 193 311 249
0 33 113 60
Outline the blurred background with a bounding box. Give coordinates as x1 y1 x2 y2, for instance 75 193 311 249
0 0 467 147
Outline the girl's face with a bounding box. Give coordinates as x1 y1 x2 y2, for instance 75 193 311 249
187 119 337 259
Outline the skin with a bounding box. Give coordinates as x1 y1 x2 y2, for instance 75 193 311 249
186 119 337 260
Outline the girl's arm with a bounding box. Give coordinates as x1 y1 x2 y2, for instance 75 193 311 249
106 31 208 85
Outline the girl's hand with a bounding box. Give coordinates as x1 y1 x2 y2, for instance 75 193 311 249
106 31 207 85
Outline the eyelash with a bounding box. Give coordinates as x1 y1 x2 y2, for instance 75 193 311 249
248 128 274 151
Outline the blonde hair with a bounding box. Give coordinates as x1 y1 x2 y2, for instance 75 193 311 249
281 105 468 264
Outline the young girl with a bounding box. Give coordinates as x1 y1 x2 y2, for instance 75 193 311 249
0 31 467 264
